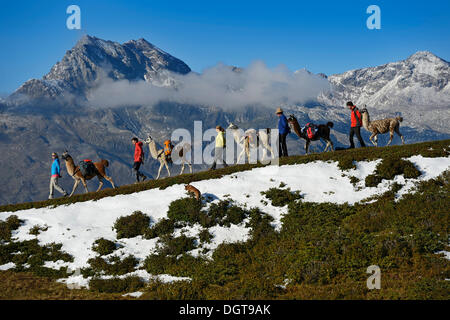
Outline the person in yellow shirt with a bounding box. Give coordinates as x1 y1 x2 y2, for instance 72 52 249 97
210 125 228 170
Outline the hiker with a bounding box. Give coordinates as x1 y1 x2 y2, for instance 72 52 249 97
49 152 68 199
276 107 290 157
210 125 228 170
347 101 366 148
131 137 147 183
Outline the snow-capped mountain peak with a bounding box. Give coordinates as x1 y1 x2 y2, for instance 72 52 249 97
10 35 191 101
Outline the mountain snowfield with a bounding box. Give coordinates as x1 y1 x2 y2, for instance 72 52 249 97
0 154 449 293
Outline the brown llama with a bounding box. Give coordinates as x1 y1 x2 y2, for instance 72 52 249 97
61 151 116 196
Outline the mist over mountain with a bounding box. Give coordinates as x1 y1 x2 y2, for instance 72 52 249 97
1 35 449 204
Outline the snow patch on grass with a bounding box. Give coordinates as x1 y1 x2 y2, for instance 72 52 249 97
1 156 449 289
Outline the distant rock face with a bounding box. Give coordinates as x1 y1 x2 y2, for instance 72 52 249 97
11 35 191 100
319 51 450 110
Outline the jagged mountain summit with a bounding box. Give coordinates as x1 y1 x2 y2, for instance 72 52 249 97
11 35 191 101
319 51 450 109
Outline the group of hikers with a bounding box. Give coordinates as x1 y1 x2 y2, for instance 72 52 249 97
48 101 367 199
275 101 365 156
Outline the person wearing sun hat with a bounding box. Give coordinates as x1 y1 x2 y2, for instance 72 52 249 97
276 107 290 157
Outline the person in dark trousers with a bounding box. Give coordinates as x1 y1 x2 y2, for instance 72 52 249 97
131 137 147 183
49 152 68 199
276 107 290 157
210 125 228 170
347 101 366 148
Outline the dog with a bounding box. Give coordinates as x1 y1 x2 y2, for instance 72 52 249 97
185 184 201 201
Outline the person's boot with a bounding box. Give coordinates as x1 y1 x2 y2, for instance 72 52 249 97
141 174 147 182
210 162 216 170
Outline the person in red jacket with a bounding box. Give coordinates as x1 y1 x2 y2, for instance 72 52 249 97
347 101 366 148
131 137 147 183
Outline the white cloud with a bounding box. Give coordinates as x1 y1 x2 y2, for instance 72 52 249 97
87 61 330 110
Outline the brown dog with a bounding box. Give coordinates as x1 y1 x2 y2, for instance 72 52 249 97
185 184 201 201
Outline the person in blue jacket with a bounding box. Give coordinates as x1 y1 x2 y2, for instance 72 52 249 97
49 152 68 199
276 107 290 157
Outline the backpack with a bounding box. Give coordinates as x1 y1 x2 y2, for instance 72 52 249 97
305 123 316 139
164 140 174 156
164 140 174 164
79 159 95 177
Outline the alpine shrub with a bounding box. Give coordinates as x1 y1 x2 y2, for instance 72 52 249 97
338 157 356 171
208 200 248 227
145 218 176 239
157 234 197 257
0 215 23 241
144 254 176 275
92 238 117 256
365 174 383 187
376 158 421 180
167 198 205 225
86 255 138 276
29 225 48 236
89 276 145 293
199 228 213 244
261 188 302 207
114 211 150 239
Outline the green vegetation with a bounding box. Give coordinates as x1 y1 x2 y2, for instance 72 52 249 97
113 211 150 239
365 174 383 187
365 158 421 187
207 200 248 227
145 218 176 239
0 271 133 299
199 228 213 244
29 225 48 236
261 187 302 207
138 171 449 299
0 215 23 241
92 238 117 256
82 255 139 277
167 197 205 225
89 276 145 294
338 158 356 171
157 234 197 257
0 139 449 299
0 239 73 278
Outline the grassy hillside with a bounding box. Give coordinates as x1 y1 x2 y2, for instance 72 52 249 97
0 139 449 300
1 139 449 213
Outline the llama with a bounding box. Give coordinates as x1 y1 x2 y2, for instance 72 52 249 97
360 107 405 146
227 123 275 163
61 151 116 196
144 135 192 179
287 115 334 154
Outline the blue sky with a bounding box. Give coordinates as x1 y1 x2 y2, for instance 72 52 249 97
0 0 449 94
